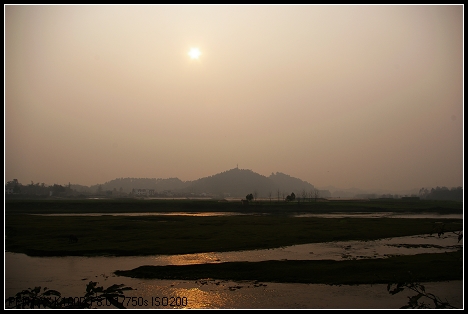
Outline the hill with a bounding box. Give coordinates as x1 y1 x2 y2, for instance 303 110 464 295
181 168 277 198
82 168 321 198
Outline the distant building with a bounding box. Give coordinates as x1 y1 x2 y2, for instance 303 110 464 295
132 189 155 196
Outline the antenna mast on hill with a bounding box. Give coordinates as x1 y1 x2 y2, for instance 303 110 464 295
237 164 238 169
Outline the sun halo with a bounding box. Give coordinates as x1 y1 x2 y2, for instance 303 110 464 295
188 48 201 59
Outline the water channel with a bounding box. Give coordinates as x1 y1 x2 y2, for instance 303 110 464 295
5 229 463 309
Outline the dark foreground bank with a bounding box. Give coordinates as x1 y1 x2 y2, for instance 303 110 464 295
114 250 463 285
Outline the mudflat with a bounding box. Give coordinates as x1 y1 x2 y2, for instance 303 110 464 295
5 198 463 286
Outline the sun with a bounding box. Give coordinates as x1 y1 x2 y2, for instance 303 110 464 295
188 47 201 59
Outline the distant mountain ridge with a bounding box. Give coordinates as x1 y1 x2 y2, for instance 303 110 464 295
180 168 319 198
77 168 324 198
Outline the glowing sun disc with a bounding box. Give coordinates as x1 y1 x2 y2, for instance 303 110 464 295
188 48 201 59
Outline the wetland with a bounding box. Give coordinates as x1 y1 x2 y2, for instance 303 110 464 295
4 198 464 309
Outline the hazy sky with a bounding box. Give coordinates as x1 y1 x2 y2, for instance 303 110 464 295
5 5 463 192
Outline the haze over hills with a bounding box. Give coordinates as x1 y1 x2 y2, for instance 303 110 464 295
8 167 461 200
6 6 462 203
179 168 319 198
79 168 325 198
68 167 431 199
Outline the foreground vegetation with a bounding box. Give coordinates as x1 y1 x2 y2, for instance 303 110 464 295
5 282 133 309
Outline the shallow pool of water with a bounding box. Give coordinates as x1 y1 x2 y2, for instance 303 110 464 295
146 232 462 265
31 212 463 219
5 232 463 309
294 212 463 219
31 212 252 217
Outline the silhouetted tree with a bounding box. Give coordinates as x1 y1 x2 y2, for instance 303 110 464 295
5 281 133 309
6 179 21 193
51 184 66 195
423 186 462 201
419 187 429 198
286 192 296 202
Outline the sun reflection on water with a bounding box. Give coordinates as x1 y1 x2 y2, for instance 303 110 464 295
121 279 235 309
158 252 224 265
173 287 229 309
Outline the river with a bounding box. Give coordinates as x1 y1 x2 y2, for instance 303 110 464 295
5 231 463 309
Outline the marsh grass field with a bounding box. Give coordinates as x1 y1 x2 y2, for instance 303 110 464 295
4 198 464 214
5 198 464 286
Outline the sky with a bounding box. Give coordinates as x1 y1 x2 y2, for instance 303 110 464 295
4 4 464 192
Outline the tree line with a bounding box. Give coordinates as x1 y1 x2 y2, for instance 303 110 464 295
5 179 80 198
418 186 462 202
